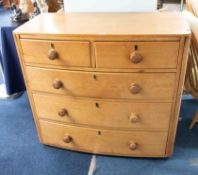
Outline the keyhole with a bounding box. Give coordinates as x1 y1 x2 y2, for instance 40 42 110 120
51 43 55 48
95 102 99 108
134 45 138 51
97 131 101 135
93 74 97 80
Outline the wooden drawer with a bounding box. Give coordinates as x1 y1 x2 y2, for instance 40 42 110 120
20 39 91 67
27 67 176 100
34 93 172 130
94 42 180 69
40 120 168 157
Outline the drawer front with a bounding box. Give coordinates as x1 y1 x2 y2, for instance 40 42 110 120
40 120 167 157
34 93 172 130
21 39 91 67
94 42 179 69
27 67 176 100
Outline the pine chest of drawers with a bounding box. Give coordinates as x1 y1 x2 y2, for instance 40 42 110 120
14 13 190 157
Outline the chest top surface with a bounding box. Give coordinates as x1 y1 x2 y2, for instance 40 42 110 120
14 12 190 37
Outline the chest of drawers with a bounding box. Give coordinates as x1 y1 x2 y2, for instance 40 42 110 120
14 13 190 157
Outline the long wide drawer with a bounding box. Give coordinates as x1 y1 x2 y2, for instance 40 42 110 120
34 93 172 130
94 41 180 69
40 120 168 157
21 39 91 67
27 67 176 100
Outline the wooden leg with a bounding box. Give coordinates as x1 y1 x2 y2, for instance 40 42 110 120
189 111 198 129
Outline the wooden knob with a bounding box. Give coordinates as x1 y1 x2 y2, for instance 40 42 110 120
130 84 141 94
130 113 140 123
63 135 72 143
52 80 63 89
130 51 143 64
48 49 58 60
129 142 138 150
58 108 68 117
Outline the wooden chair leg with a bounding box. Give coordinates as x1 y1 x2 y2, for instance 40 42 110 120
189 111 198 129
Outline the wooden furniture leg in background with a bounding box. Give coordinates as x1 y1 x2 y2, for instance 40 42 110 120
184 0 198 129
189 111 198 129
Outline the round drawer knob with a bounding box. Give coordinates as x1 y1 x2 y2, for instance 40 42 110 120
130 84 141 94
130 51 143 64
130 113 140 123
52 80 63 89
58 108 68 117
129 142 138 150
63 135 72 143
48 49 58 60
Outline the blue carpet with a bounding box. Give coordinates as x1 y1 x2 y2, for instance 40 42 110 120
0 93 92 175
1 93 198 175
1 92 198 175
94 95 198 175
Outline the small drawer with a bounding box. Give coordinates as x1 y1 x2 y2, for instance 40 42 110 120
94 41 180 69
21 39 91 67
27 67 176 100
34 93 172 130
40 120 168 157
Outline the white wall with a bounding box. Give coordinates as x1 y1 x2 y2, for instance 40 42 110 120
64 0 157 13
